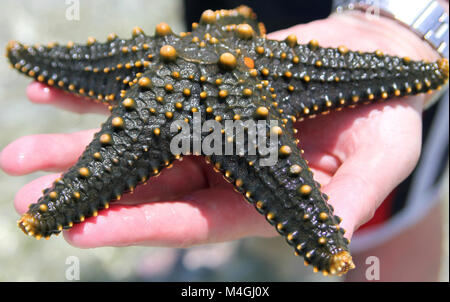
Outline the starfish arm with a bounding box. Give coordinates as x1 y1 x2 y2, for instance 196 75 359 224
208 115 353 275
5 32 157 104
190 6 265 40
244 37 449 118
14 29 221 240
17 82 178 239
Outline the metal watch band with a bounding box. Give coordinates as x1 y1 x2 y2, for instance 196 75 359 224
332 0 449 59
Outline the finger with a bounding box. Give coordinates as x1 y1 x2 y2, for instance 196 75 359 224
64 186 275 248
14 173 59 214
0 129 98 175
27 82 109 115
267 22 323 42
267 19 369 48
321 99 423 239
13 157 208 213
111 157 208 205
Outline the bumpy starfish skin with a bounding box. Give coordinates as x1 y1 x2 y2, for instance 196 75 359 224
5 6 449 276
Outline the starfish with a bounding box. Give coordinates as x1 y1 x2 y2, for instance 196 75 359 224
5 5 449 276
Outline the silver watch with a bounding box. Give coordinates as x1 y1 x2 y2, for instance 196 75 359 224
332 0 449 58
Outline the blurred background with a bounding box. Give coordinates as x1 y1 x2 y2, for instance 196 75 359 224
0 0 447 282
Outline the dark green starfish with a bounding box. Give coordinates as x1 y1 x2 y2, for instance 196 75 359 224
5 6 449 276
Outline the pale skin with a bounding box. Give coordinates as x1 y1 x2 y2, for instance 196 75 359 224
0 11 442 255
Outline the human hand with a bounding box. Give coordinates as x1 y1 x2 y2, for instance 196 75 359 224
0 11 441 248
